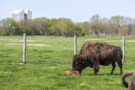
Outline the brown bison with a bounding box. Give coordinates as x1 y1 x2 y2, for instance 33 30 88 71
72 40 123 75
122 72 135 90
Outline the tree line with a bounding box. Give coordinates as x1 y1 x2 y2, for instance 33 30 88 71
0 14 135 37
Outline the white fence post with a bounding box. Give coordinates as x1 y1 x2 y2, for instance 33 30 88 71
122 36 125 62
74 35 77 55
23 33 26 64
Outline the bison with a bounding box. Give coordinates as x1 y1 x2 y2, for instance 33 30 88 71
122 72 135 90
72 40 123 75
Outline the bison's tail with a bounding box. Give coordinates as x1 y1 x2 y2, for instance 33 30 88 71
122 72 133 88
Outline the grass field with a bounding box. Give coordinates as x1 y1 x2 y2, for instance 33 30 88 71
0 35 135 90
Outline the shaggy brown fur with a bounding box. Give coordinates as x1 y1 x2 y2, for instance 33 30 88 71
64 70 80 76
72 40 123 75
122 72 135 90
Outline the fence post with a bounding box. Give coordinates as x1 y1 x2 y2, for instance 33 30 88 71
122 36 125 62
74 35 77 55
23 33 26 64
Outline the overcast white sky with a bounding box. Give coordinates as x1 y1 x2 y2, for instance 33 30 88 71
1 0 135 22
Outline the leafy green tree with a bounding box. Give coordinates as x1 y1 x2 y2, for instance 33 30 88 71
9 20 22 35
111 16 125 36
1 15 135 36
89 14 103 37
0 18 22 35
76 22 90 36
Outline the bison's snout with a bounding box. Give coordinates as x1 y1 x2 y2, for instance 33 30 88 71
72 68 82 74
72 67 78 72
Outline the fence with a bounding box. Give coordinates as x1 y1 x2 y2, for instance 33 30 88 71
0 34 126 64
22 33 125 64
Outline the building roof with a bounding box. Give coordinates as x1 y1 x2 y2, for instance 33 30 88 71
12 10 24 14
12 10 31 14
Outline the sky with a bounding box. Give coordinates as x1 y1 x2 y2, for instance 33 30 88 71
1 0 135 22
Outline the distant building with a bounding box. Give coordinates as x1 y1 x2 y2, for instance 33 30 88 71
12 10 32 21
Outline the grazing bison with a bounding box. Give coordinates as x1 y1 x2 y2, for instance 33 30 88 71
122 72 135 90
72 40 123 75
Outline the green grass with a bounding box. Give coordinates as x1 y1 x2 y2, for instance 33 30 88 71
0 35 135 90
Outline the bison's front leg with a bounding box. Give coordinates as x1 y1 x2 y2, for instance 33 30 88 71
93 61 100 75
110 62 116 74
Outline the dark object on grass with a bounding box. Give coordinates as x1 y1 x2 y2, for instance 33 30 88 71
72 40 123 75
122 72 135 90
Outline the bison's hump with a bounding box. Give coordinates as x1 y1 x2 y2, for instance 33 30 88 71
80 40 113 54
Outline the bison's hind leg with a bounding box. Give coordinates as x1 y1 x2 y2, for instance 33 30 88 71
110 62 116 74
117 60 123 75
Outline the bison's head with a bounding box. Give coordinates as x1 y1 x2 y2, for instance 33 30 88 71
72 54 88 73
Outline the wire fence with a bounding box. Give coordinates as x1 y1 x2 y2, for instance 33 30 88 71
0 34 126 65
